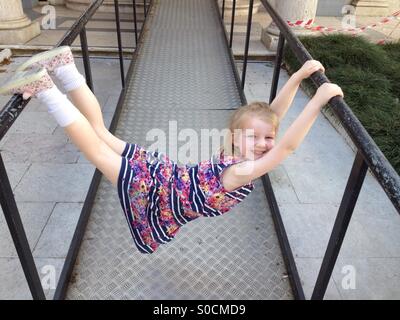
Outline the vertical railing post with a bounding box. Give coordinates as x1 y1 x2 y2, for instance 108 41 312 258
143 0 147 17
0 154 46 300
229 0 236 48
132 0 138 46
114 0 126 88
241 0 254 90
311 151 368 300
269 33 285 103
80 27 94 92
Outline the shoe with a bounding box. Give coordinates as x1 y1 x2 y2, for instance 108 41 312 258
15 46 74 73
0 67 54 97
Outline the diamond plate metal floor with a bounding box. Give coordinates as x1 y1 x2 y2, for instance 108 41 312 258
66 0 293 300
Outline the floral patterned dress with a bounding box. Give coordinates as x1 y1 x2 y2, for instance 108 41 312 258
118 143 254 254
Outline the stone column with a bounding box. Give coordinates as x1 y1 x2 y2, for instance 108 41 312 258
351 0 389 16
261 0 319 51
0 0 41 45
222 0 262 16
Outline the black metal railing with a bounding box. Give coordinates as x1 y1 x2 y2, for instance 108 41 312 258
0 0 152 300
219 0 400 300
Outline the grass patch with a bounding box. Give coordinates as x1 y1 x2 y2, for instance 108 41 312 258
284 34 400 174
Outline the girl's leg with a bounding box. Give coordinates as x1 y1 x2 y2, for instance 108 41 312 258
14 46 126 156
37 81 122 186
67 83 127 156
64 111 122 186
0 67 121 186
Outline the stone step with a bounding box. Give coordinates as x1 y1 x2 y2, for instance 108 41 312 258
0 44 135 58
224 23 263 41
223 23 273 60
220 5 272 59
232 38 275 60
65 0 148 14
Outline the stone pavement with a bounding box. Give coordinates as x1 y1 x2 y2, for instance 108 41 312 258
0 2 399 300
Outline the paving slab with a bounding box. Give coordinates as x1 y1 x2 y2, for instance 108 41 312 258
1 162 31 190
0 202 55 258
295 257 342 300
0 133 80 164
0 256 65 300
0 258 35 300
332 257 400 300
13 163 94 203
33 202 82 258
5 112 58 135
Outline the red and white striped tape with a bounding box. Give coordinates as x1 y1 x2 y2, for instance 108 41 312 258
286 9 400 34
286 18 315 28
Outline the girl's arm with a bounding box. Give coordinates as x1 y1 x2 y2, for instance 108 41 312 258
270 60 325 121
222 83 344 191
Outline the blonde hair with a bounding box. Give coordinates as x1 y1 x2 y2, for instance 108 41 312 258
218 101 279 157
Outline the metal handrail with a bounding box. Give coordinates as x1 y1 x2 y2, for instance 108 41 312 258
229 0 236 48
260 0 400 300
260 0 400 213
221 0 400 300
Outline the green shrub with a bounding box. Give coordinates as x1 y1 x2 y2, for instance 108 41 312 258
284 34 400 174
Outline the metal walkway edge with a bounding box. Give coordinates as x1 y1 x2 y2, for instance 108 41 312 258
65 0 293 300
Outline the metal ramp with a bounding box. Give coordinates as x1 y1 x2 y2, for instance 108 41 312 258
66 0 293 299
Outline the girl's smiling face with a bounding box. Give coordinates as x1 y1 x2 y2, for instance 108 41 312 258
233 116 276 161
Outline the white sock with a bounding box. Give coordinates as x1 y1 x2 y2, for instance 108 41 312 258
37 86 80 127
53 63 86 92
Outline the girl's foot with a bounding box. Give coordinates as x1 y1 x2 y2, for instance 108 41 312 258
16 46 74 74
16 46 85 93
0 67 54 99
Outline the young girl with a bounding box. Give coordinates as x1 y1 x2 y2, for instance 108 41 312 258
0 46 343 254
